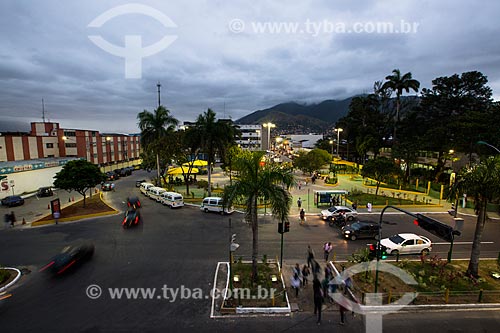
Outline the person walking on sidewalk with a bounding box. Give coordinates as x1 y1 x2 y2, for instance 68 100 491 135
307 245 315 268
301 265 310 286
297 197 302 210
10 211 16 227
323 242 333 262
299 208 305 225
313 278 324 325
291 273 301 297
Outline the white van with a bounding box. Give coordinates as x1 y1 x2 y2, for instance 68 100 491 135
200 197 234 214
147 187 167 201
140 183 155 196
160 192 185 208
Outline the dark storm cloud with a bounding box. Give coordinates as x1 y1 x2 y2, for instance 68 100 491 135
0 0 499 133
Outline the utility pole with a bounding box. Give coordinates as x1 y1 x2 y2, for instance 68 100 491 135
42 99 46 123
157 81 161 107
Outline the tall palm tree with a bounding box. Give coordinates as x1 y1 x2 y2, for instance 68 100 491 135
137 106 178 185
458 156 500 278
193 109 238 196
223 151 294 283
381 69 420 141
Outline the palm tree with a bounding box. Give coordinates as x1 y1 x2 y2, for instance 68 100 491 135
137 106 178 185
223 151 294 283
381 69 420 141
457 156 500 278
193 109 238 196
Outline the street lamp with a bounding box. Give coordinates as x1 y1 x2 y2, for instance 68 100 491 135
334 128 343 158
263 122 276 152
477 141 500 153
329 140 334 156
449 149 455 171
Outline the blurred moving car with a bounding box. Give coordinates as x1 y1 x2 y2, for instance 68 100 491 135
101 182 115 191
380 233 432 256
1 195 25 207
105 171 119 181
37 186 54 197
341 221 380 241
122 209 141 228
39 243 94 275
321 206 357 222
127 196 141 209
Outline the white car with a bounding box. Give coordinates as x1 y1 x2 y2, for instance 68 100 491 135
380 233 432 256
320 206 357 221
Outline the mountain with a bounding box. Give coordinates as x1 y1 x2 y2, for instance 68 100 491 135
236 97 354 133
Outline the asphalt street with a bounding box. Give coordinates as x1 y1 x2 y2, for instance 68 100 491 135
1 171 500 332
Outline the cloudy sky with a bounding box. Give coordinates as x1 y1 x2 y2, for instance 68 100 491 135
1 0 499 134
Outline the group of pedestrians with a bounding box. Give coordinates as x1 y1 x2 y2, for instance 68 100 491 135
3 211 16 228
290 244 356 326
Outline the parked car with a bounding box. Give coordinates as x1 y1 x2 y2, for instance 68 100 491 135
380 233 432 256
200 197 234 214
39 243 94 275
140 183 155 196
341 221 380 241
101 182 115 191
160 192 184 208
37 186 53 197
321 206 357 222
1 195 25 207
135 179 146 187
106 171 119 181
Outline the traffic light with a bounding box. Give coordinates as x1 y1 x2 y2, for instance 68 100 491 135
284 221 290 233
368 244 377 260
380 245 388 260
278 221 290 234
414 213 460 242
278 222 284 234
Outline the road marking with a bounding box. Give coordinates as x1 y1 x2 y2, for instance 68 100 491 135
433 241 494 245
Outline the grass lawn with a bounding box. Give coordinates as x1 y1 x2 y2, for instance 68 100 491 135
347 192 429 206
224 260 287 308
345 257 500 304
33 194 116 225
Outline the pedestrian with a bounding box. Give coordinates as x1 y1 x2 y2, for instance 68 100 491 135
324 266 332 280
297 197 302 209
323 242 332 262
330 195 334 207
307 245 315 268
53 210 60 225
4 213 10 229
293 263 301 277
301 265 310 286
299 208 305 224
344 275 353 295
291 273 301 297
367 202 372 213
10 211 16 227
352 201 358 211
338 300 347 325
298 181 302 190
312 278 323 325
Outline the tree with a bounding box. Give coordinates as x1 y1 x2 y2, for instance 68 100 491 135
53 160 106 207
192 109 239 196
137 105 179 185
293 149 331 174
457 156 500 278
381 69 420 141
223 151 294 283
419 71 494 181
221 145 244 186
361 157 400 196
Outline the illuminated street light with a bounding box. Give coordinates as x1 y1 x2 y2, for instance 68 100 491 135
263 122 276 152
329 140 334 156
334 128 343 158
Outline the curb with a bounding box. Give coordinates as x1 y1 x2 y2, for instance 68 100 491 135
31 210 119 226
0 267 22 293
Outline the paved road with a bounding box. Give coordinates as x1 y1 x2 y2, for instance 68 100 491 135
1 171 499 332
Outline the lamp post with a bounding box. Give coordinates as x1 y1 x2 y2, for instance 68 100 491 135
477 141 500 153
263 122 276 152
106 136 112 172
329 140 334 156
334 128 343 158
449 149 455 171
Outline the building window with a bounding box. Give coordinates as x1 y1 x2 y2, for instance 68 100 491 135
46 143 54 148
63 131 76 137
65 143 77 148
